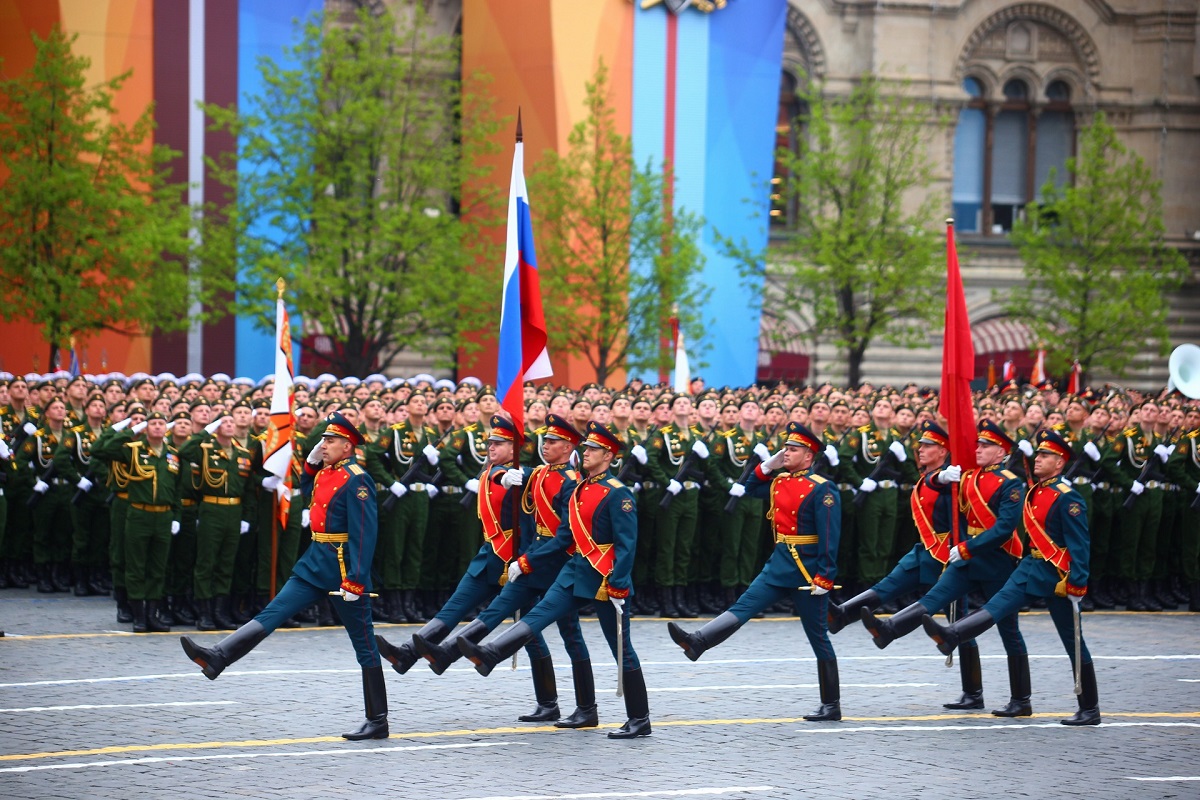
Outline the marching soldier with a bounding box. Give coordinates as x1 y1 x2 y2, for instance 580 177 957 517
922 429 1100 726
181 411 390 741
667 421 841 722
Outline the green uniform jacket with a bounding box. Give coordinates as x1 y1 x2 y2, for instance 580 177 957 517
92 430 183 519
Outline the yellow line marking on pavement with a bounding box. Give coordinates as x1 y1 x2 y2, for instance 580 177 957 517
4 711 1199 763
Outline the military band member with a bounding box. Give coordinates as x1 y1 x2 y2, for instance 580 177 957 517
922 429 1099 726
182 412 388 739
669 421 841 721
460 422 650 739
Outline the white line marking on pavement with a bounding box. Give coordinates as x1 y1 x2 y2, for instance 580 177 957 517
0 741 521 774
0 700 237 713
1179 679 1200 682
1127 777 1200 782
0 668 355 689
795 722 1200 734
639 654 1200 665
453 788 777 800
650 683 937 692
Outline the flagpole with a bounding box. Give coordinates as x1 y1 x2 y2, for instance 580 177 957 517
509 110 524 669
270 277 286 599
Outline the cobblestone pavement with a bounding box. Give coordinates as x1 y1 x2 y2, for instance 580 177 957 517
1 592 1198 800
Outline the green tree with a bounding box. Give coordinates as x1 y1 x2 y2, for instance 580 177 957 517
200 7 502 375
1006 113 1188 381
529 62 709 385
728 74 943 387
0 27 194 367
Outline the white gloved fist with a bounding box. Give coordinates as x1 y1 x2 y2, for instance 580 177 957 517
824 444 839 467
306 442 325 465
1130 480 1144 495
339 588 361 602
131 421 148 434
631 444 648 465
113 418 132 431
888 441 907 462
632 482 642 493
0 438 9 460
1017 440 1034 458
171 520 181 535
761 449 787 473
426 484 439 498
947 543 964 563
240 520 251 535
301 508 311 529
76 476 93 492
1154 444 1169 462
166 420 178 431
1195 483 1200 496
859 477 878 493
938 465 963 484
610 596 625 613
753 442 771 462
262 475 282 492
728 483 746 498
569 450 580 468
691 440 709 459
389 481 407 498
23 422 37 436
666 479 682 495
33 479 49 494
204 417 226 435
1068 593 1082 609
423 443 440 465
500 469 524 488
507 561 523 584
810 584 829 596
1083 441 1101 462
465 478 480 494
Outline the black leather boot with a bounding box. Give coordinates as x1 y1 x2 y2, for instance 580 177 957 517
678 585 699 618
1140 580 1162 612
213 595 237 630
414 619 487 675
318 597 337 626
131 599 148 633
146 600 171 633
1090 580 1115 610
1190 583 1200 613
196 597 217 631
922 609 995 657
114 587 134 623
861 601 925 649
89 567 108 596
404 590 427 624
1061 661 1101 726
52 562 72 592
640 584 660 616
1154 580 1176 610
698 583 722 615
379 618 448 675
519 654 561 722
36 563 54 594
181 620 269 680
659 585 679 619
992 653 1032 717
176 594 197 626
828 589 881 634
944 641 985 709
73 565 94 596
556 660 598 728
608 667 651 738
459 621 535 677
1125 579 1148 611
387 589 409 624
343 665 389 740
7 561 28 589
157 597 178 627
667 611 742 662
803 659 841 721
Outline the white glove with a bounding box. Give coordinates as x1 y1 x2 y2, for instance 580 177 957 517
389 481 407 498
301 508 311 529
33 479 49 494
426 484 439 498
1083 441 1101 462
240 520 250 535
262 475 282 491
171 520 180 535
632 482 642 493
1017 440 1033 458
113 418 132 431
1154 444 1169 462
1195 484 1200 496
691 440 709 459
1130 480 1144 495
569 450 580 468
728 482 746 498
631 444 648 465
610 596 625 613
76 476 93 492
1068 593 1082 609
131 421 148 434
507 561 523 583
810 584 829 596
753 442 771 462
0 439 11 460
465 478 480 494
500 469 524 488
306 441 325 465
204 417 226 435
947 543 963 563
423 444 440 465
824 445 839 467
23 422 37 436
166 420 177 431
938 465 963 484
859 477 878 493
888 441 907 462
666 479 682 495
761 449 787 473
339 588 361 602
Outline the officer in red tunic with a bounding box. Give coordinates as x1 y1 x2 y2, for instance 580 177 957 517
180 411 388 740
922 428 1099 726
459 422 650 739
666 421 842 722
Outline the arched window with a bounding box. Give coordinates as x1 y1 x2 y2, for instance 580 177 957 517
991 78 1031 233
771 70 805 229
951 77 987 232
1035 80 1074 198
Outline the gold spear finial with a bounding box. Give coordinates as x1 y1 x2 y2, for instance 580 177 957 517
276 277 286 299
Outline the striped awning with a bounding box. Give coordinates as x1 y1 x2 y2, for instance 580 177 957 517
972 317 1034 355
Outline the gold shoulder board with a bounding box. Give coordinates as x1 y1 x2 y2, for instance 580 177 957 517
607 478 624 488
809 474 828 484
346 464 365 476
1000 470 1017 480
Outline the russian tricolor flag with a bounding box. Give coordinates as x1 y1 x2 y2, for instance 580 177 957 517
496 113 552 435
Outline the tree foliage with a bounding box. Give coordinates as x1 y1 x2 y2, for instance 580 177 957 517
1006 113 1189 381
729 74 943 386
529 62 709 385
0 27 194 366
200 6 503 376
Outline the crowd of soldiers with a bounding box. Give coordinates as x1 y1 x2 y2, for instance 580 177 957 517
1 368 1198 639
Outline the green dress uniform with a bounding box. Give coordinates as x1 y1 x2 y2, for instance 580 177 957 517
439 421 490 578
21 423 74 591
646 421 709 616
822 426 859 592
53 422 111 594
0 404 40 585
1168 429 1200 609
250 438 305 603
94 424 133 618
1109 423 1163 609
419 426 464 610
890 427 923 570
166 437 203 620
707 424 765 596
692 424 726 607
178 431 257 628
840 422 906 588
622 424 661 614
